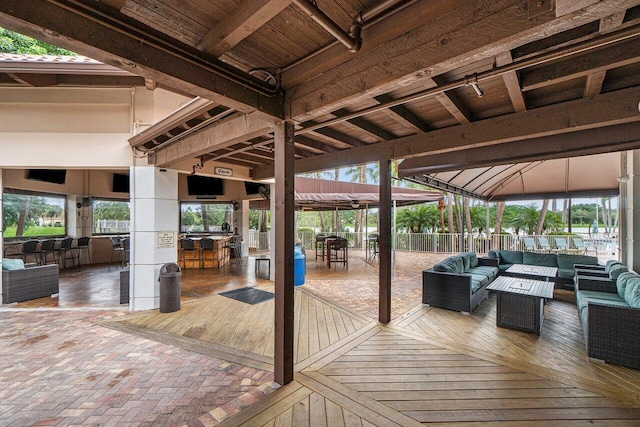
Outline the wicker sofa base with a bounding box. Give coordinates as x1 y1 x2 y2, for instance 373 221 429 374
2 264 59 304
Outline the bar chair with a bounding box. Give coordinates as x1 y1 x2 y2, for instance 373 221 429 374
367 233 379 261
72 236 92 266
199 237 214 268
226 235 243 266
21 240 41 265
179 237 199 269
315 234 327 261
40 239 58 265
108 236 124 271
57 237 74 269
329 237 348 269
121 237 130 268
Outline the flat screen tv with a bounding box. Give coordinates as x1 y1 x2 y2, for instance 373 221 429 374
112 173 130 193
244 181 263 195
187 175 224 196
26 169 66 184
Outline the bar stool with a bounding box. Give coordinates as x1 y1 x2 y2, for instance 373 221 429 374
57 237 74 269
199 237 214 268
21 240 41 265
72 236 91 266
40 239 58 265
329 237 348 269
368 233 379 261
315 234 327 260
179 237 199 269
108 236 124 271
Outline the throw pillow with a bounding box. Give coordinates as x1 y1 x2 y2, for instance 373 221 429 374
624 276 640 308
616 271 636 299
468 252 479 268
605 260 622 273
609 264 628 280
2 258 25 270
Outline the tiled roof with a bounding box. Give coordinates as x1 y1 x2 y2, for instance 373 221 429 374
0 53 100 64
0 53 133 75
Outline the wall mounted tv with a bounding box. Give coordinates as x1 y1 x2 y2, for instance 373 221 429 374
112 173 130 193
187 175 224 197
26 169 67 184
244 181 263 195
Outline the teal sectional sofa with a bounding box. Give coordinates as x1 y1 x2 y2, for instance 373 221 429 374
487 250 599 288
422 252 499 313
574 269 640 369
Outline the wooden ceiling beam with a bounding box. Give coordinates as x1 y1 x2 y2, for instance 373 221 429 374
294 135 338 154
334 109 396 141
434 91 471 124
584 70 607 98
254 85 640 179
496 52 526 112
153 112 276 166
521 37 640 91
399 121 640 175
286 0 636 121
374 95 428 133
299 122 367 148
0 0 284 118
198 0 292 57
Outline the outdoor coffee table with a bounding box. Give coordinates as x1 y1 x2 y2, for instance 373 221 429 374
505 264 558 281
487 276 554 335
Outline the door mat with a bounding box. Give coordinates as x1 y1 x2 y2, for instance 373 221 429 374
218 287 275 305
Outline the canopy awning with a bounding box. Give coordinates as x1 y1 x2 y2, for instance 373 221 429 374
249 176 443 210
399 152 621 201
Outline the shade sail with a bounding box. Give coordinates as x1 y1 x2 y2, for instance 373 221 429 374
399 152 621 201
249 176 443 210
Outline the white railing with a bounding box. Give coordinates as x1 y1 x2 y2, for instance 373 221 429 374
246 230 618 258
95 219 130 234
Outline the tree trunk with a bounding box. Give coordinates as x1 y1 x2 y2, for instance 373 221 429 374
333 168 341 232
494 201 505 234
258 210 268 250
446 194 455 234
464 197 472 235
562 199 568 225
200 204 209 231
15 201 28 237
535 200 549 235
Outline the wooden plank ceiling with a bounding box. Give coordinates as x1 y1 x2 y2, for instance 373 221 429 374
1 0 640 180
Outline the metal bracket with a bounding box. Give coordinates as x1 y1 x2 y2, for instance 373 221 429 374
528 0 554 19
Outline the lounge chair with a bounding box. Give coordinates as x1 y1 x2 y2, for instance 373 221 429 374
553 237 568 253
573 237 598 256
523 237 537 251
537 237 552 252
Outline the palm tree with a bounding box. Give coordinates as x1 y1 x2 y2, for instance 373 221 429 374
534 199 549 235
509 205 539 235
494 201 505 234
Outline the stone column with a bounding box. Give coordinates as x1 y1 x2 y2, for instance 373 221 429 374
130 166 179 310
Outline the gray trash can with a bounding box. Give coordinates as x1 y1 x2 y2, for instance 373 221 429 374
159 262 181 313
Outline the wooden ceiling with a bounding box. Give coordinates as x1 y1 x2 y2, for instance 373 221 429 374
1 0 640 182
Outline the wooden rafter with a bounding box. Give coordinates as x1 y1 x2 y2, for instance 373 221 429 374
286 0 637 121
198 0 292 57
496 52 526 112
153 112 276 166
255 85 640 179
374 95 428 133
521 37 640 91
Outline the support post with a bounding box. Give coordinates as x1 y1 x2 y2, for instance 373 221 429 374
274 120 295 385
379 153 392 324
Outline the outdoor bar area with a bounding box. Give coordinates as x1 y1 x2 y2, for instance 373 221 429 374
3 0 640 426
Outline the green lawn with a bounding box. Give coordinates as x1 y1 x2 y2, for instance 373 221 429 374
3 226 66 238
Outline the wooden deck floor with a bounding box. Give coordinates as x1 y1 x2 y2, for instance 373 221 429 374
100 252 640 426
